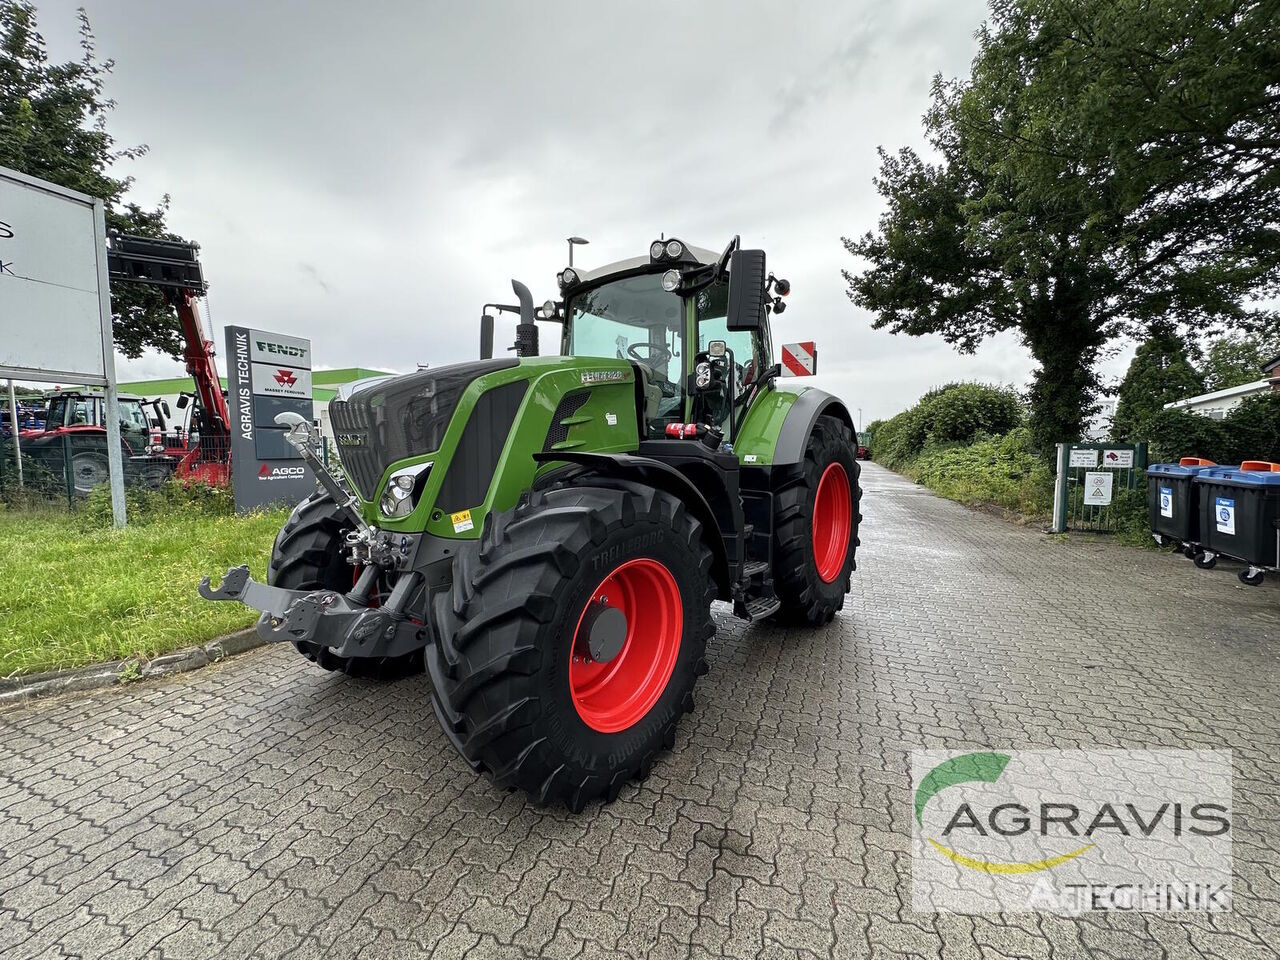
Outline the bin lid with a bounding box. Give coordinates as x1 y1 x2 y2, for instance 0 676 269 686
1148 462 1218 478
1194 465 1280 487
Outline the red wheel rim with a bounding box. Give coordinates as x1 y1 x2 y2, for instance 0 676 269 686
569 558 682 734
812 462 852 583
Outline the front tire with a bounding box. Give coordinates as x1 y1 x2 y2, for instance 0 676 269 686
428 480 715 811
268 491 423 680
772 416 862 625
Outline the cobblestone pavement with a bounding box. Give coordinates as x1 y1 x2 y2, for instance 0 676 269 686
3 463 1279 959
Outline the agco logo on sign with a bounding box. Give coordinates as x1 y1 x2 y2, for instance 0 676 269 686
258 464 306 481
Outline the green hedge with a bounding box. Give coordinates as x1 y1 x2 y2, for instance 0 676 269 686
1145 394 1280 465
872 382 1025 469
905 427 1053 516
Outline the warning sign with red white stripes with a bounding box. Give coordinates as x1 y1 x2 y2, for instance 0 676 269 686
780 341 817 377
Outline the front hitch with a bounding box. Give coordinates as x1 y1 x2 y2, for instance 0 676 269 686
199 565 423 658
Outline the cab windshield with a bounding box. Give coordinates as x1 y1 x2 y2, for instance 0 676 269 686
565 272 685 427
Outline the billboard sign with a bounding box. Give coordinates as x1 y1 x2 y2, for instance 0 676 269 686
226 325 315 513
0 167 112 383
0 165 127 526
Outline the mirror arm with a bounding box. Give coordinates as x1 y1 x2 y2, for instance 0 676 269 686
750 363 782 404
716 235 740 278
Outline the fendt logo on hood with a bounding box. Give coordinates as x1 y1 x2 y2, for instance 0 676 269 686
273 369 298 387
258 464 306 481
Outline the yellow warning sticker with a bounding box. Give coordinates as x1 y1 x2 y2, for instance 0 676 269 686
450 509 474 533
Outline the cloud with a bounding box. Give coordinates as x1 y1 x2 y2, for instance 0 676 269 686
17 0 1098 424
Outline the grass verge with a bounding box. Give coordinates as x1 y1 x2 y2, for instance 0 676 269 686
0 488 287 677
888 428 1054 520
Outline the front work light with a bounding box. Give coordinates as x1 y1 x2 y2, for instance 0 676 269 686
650 240 665 259
661 269 681 292
380 461 432 519
664 239 683 259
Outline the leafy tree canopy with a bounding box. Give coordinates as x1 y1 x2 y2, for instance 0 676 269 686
0 1 186 358
845 0 1280 450
1110 333 1205 441
1201 330 1280 392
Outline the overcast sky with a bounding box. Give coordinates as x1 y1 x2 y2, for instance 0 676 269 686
31 0 1134 426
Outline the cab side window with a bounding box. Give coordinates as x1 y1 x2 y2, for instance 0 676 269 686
695 283 771 433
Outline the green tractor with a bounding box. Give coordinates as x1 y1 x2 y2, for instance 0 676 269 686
202 236 862 810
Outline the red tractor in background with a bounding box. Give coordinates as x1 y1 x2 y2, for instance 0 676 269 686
18 388 174 494
106 234 232 488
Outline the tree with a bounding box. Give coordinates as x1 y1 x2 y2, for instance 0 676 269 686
1110 334 1204 441
0 2 186 358
844 0 1280 450
1201 331 1280 392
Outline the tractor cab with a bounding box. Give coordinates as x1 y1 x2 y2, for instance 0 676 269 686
483 236 791 442
555 237 790 442
35 390 162 454
557 243 716 436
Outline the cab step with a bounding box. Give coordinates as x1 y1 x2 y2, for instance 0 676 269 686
740 595 781 621
742 560 770 580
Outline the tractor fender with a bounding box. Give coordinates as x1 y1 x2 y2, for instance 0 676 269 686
771 388 857 465
531 450 731 596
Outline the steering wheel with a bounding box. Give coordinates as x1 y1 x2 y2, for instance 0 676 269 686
627 342 672 366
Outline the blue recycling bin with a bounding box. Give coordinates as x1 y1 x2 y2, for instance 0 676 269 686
1147 460 1220 548
1194 463 1280 585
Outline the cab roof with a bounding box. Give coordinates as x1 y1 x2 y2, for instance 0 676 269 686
44 389 147 402
571 243 720 286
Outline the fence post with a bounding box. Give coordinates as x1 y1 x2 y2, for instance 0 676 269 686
62 433 74 508
1051 442 1068 533
7 379 22 487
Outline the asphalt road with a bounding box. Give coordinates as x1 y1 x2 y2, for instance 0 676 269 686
2 463 1279 958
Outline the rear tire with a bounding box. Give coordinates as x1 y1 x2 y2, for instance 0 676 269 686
428 479 715 811
268 491 423 680
771 416 862 625
70 450 110 496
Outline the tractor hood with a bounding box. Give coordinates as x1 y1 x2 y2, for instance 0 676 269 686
328 358 518 499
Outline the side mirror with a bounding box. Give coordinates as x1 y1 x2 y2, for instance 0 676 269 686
726 249 767 332
161 400 171 417
176 394 189 410
480 314 495 360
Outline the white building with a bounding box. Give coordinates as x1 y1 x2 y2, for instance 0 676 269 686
1163 371 1280 419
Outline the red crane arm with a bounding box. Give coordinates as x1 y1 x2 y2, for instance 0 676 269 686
174 291 230 435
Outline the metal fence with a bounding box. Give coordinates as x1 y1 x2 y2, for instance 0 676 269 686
1 430 341 512
0 433 180 509
1051 442 1148 533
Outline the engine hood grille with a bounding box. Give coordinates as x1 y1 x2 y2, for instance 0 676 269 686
328 358 517 500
